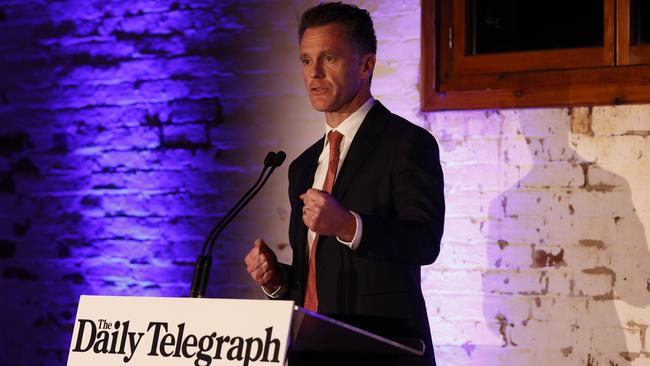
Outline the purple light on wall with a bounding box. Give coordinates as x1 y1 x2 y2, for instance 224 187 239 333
0 1 258 364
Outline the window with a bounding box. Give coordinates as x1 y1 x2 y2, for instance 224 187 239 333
623 0 650 64
421 0 650 111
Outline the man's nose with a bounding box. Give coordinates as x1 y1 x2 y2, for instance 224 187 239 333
309 60 324 79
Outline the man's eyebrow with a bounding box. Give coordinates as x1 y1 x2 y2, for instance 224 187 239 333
300 49 339 57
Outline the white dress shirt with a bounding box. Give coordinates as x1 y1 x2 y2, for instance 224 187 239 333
264 97 375 297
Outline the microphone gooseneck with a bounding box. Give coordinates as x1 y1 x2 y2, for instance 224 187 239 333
206 150 286 256
199 151 276 257
189 151 285 298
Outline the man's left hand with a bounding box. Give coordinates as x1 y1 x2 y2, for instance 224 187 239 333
300 188 356 241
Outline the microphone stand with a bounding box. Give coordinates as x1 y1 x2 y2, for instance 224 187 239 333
189 151 286 298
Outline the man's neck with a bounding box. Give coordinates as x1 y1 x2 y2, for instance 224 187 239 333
324 91 372 128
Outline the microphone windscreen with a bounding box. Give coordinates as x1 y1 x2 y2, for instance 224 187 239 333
273 151 287 167
264 151 276 167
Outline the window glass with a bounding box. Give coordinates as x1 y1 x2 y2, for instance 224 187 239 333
466 0 604 55
631 0 650 45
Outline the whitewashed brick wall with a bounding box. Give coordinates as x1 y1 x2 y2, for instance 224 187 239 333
253 1 650 365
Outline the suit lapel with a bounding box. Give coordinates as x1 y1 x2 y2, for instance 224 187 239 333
332 101 388 201
295 140 322 198
292 137 323 270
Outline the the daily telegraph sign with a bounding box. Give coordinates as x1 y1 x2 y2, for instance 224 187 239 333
67 296 294 366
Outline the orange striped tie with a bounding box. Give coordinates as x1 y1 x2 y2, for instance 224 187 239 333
303 130 343 312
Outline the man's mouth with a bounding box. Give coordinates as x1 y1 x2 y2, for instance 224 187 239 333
310 87 329 95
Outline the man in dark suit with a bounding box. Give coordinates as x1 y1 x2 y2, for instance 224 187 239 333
245 3 444 365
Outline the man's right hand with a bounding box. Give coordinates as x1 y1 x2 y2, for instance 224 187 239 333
245 238 282 292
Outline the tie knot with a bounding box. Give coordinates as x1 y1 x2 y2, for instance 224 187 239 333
328 130 343 147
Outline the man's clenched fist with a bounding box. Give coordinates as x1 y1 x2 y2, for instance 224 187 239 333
300 188 356 241
245 239 282 292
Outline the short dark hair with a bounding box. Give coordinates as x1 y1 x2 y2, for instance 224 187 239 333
298 2 377 55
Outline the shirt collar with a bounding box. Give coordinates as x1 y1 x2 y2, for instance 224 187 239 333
323 97 375 144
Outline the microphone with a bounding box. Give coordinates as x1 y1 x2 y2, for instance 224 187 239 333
205 151 286 255
189 151 286 298
273 151 287 167
201 151 276 253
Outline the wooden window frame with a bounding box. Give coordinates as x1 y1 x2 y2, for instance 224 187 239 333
421 0 650 111
618 0 650 65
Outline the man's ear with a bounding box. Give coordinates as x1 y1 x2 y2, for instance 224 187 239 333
361 53 376 80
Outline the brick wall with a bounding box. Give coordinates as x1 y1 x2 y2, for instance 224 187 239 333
424 107 650 365
1 1 649 365
0 1 274 364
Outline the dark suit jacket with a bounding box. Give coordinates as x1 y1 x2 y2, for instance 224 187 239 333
283 101 444 366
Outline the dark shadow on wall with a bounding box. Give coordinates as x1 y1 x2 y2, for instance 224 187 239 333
483 109 650 365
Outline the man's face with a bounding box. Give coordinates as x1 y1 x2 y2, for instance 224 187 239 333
299 23 368 114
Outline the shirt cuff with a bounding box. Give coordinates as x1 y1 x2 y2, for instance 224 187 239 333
262 284 283 298
261 265 288 298
336 211 363 250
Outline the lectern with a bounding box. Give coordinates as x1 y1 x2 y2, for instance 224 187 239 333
67 296 424 365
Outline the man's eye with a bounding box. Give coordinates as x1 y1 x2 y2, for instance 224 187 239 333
324 55 336 63
301 58 311 65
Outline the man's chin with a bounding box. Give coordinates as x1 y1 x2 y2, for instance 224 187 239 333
309 96 345 112
309 101 333 113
